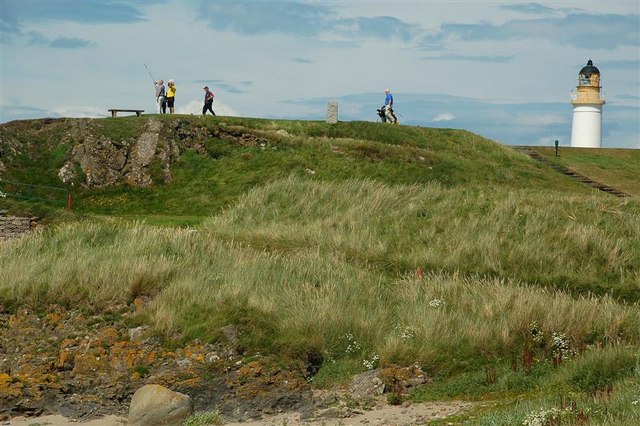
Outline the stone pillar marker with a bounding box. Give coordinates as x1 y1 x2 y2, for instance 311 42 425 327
326 101 338 124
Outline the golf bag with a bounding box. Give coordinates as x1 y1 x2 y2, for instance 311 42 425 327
377 106 388 122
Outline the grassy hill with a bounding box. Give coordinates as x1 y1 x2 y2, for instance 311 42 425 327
1 115 600 220
1 116 639 424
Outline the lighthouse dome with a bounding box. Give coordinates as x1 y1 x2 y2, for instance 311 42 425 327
579 60 600 77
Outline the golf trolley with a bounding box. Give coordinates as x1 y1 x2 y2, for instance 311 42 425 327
376 106 399 124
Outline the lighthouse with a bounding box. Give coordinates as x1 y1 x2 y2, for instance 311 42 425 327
570 60 605 148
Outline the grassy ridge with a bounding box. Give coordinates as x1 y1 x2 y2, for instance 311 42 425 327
1 116 595 219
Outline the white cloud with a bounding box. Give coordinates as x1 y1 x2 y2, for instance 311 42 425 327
433 113 455 122
52 105 107 119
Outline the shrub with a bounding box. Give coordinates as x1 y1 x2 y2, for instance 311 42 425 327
183 411 224 426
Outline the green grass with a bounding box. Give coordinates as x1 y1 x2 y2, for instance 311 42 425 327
183 411 224 426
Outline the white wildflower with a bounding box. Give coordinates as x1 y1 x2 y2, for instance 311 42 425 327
429 298 445 308
363 353 380 370
341 332 361 354
522 407 570 426
551 331 574 360
400 326 416 341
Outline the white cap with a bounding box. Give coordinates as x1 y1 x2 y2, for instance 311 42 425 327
168 79 174 84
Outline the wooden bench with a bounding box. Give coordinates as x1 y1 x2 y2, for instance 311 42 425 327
108 109 144 118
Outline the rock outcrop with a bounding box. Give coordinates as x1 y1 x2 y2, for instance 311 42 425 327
1 117 273 191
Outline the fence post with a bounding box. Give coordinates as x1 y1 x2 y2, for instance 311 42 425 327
67 193 73 212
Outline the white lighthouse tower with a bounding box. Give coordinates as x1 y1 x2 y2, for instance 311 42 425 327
570 60 605 148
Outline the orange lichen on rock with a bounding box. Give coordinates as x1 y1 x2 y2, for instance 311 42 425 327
0 373 23 398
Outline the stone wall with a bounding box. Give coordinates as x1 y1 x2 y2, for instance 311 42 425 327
0 215 36 241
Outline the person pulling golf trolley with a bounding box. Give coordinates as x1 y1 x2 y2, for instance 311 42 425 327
377 88 398 124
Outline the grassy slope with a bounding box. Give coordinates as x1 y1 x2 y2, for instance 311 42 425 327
1 116 639 424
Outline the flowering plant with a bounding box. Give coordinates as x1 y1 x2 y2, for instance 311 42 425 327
429 298 445 308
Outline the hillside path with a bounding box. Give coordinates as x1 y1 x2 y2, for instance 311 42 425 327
514 146 630 198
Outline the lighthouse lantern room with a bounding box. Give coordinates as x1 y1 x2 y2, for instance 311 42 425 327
570 60 605 148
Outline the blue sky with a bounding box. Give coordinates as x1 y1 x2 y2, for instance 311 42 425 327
1 0 638 148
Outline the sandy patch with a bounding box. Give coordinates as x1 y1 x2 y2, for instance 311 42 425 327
223 400 475 425
2 415 126 426
4 400 475 426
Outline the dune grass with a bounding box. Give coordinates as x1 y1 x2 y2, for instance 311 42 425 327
2 217 638 360
204 178 640 301
1 213 638 426
2 178 638 361
469 345 640 425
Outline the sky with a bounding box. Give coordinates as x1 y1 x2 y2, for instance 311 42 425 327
1 0 639 148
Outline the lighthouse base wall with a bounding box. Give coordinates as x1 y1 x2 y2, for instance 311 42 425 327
571 105 603 148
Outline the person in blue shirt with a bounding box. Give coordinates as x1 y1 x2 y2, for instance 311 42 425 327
384 89 398 124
